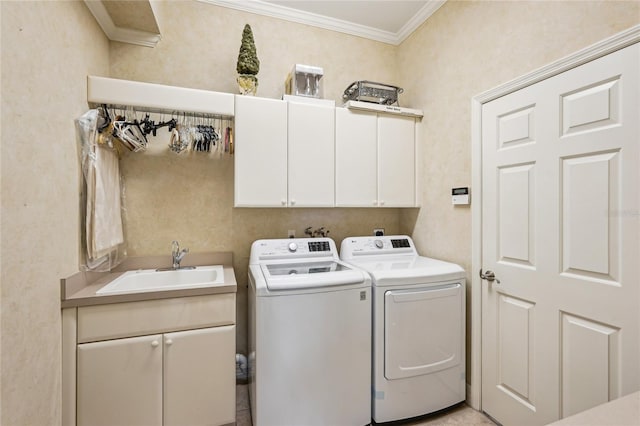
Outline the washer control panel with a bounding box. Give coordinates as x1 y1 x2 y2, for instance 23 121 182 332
250 238 337 262
340 235 417 258
391 238 411 248
308 241 330 252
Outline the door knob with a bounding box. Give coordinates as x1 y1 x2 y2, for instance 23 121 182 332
479 269 500 284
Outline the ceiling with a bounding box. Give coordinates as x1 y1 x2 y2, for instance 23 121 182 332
201 0 446 45
84 0 446 47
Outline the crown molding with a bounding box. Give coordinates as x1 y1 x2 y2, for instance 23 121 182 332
198 0 444 45
396 1 446 43
84 0 162 48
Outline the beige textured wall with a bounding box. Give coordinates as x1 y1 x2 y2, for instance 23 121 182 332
0 1 109 424
397 0 640 381
109 1 405 355
109 1 400 103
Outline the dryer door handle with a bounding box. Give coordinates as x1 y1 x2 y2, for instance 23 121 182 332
387 283 461 303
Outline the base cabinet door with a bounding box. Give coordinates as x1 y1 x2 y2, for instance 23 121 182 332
163 326 236 426
77 334 163 426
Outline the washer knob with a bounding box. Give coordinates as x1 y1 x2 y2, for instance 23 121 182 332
288 242 298 252
375 240 383 249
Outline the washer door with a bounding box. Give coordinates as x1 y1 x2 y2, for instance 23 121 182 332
384 283 462 380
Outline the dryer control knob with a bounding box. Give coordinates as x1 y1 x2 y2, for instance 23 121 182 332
375 240 384 249
288 242 298 252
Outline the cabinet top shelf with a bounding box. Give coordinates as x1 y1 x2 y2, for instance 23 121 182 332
87 76 235 118
343 100 423 118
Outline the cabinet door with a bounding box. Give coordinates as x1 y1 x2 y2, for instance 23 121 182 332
77 334 163 426
335 108 378 207
378 115 416 207
287 101 335 207
235 96 288 207
164 326 236 426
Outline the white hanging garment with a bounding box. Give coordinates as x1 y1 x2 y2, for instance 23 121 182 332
76 109 125 267
90 144 124 257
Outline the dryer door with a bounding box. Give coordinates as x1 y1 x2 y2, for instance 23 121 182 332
384 283 463 380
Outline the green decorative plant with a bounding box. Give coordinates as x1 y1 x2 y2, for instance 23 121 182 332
236 24 260 95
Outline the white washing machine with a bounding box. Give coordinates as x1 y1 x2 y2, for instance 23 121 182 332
248 238 372 426
340 235 466 423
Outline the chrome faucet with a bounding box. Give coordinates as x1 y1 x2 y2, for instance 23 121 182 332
171 240 189 269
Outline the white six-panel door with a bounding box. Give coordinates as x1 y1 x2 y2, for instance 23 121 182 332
481 43 639 425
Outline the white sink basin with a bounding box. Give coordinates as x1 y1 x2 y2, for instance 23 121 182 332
97 265 225 295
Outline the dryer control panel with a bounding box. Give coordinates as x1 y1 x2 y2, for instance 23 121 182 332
340 235 417 259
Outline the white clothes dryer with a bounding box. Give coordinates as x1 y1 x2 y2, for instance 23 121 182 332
341 235 466 423
248 238 372 426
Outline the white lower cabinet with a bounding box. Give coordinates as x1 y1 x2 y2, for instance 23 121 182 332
77 326 235 426
78 334 163 426
67 294 236 426
163 326 236 426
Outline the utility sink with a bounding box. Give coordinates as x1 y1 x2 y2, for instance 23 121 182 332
96 265 225 295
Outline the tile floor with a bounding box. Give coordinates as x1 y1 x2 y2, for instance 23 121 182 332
235 384 496 426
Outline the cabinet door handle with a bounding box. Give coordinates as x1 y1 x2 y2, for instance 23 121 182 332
373 200 378 206
380 200 385 206
290 199 296 206
165 339 174 346
151 340 159 348
281 200 286 206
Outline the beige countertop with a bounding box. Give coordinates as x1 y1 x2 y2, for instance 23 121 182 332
61 252 236 308
547 392 640 426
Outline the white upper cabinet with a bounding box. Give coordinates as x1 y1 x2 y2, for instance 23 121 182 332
235 98 419 208
234 96 288 207
336 108 418 207
235 96 335 207
288 101 335 207
378 114 416 207
335 108 378 206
